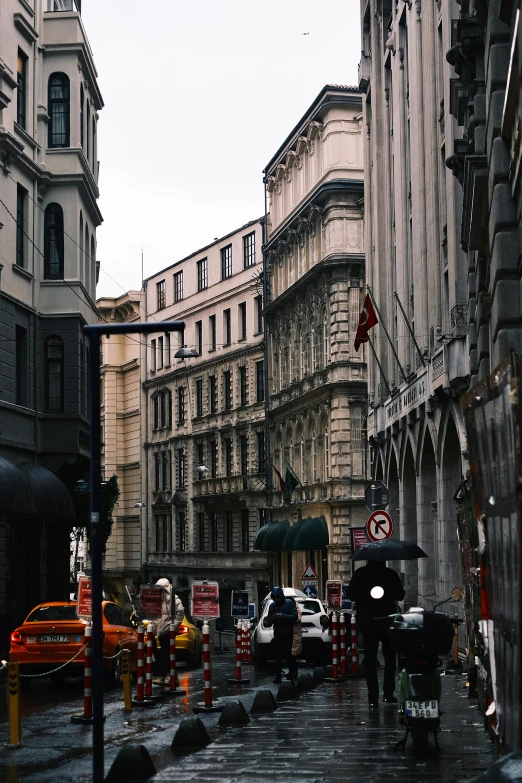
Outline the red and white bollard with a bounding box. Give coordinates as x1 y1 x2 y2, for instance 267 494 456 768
71 624 94 723
227 621 250 684
339 612 347 676
193 620 223 713
351 611 358 675
242 620 252 663
132 623 156 707
331 612 339 679
145 622 154 698
164 622 187 696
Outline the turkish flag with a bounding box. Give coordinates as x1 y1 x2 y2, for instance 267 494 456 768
273 465 285 492
354 294 378 351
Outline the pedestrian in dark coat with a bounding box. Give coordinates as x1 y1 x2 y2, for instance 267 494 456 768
346 561 405 707
263 587 298 683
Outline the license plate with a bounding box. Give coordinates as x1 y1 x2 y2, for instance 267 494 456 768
38 635 70 643
405 700 438 718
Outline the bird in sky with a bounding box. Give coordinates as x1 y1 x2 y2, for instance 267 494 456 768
302 32 309 35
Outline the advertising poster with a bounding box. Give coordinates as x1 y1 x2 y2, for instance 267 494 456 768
77 575 92 619
139 585 164 618
192 581 220 619
326 579 343 609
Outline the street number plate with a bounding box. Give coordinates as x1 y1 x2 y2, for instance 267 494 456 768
405 700 438 718
38 634 70 643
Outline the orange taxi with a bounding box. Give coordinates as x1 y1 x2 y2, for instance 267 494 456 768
9 600 138 688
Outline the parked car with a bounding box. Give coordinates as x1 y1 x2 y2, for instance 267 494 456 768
251 587 331 665
175 613 203 668
9 600 138 689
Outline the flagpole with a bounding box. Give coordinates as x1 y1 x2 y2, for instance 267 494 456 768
366 285 408 384
394 291 426 367
367 338 393 397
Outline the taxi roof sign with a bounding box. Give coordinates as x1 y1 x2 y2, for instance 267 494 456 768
301 563 319 580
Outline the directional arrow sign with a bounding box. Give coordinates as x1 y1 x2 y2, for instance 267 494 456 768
303 585 318 599
366 510 393 542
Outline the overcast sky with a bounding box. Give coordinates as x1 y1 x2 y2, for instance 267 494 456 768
82 1 361 299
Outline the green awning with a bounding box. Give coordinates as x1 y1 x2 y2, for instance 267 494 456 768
283 516 329 551
253 520 290 551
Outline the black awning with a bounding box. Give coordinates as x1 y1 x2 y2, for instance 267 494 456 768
253 520 290 551
283 516 329 551
17 463 75 521
0 457 36 516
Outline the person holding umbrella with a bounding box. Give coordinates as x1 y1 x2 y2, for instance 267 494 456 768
346 539 426 708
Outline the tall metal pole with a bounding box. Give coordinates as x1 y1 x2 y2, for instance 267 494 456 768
394 291 426 367
84 320 184 783
366 284 408 384
86 329 103 783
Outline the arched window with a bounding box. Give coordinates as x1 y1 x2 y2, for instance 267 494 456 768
80 84 84 148
79 211 83 278
92 116 96 168
45 336 64 411
324 426 330 480
44 203 64 279
84 222 89 285
90 235 96 294
86 101 90 160
48 73 70 147
312 431 317 483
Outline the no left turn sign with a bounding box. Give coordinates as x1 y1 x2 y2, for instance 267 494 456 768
366 510 393 542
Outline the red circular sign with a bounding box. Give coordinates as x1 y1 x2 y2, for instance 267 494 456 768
366 510 393 542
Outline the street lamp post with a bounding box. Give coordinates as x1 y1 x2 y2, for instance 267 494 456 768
83 320 184 783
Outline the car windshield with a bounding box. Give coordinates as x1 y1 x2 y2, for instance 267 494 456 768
26 605 78 622
299 600 322 616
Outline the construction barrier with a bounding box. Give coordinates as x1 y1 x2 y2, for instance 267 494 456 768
339 613 347 676
71 624 93 724
193 620 223 713
351 611 358 676
164 623 186 696
227 622 250 684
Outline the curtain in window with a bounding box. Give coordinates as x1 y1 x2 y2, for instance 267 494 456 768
44 203 64 279
48 73 70 147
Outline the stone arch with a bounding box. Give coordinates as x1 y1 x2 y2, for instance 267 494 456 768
400 436 418 604
386 442 401 574
417 423 437 599
438 409 463 598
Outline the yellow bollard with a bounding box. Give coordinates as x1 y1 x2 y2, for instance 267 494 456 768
121 649 132 712
8 661 22 747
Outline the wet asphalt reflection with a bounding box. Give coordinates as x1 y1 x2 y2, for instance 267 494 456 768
0 655 494 783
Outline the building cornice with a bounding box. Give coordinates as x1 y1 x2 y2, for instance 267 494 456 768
265 178 364 251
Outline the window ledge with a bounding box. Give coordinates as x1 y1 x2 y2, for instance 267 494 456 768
12 262 33 280
14 12 38 43
208 348 216 354
238 337 247 343
18 0 35 18
14 122 37 149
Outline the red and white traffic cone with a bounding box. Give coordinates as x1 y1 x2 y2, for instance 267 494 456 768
132 624 155 707
193 620 223 713
351 611 358 676
339 613 347 676
71 624 94 723
164 623 186 696
227 621 250 684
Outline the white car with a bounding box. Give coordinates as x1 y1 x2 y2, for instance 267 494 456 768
251 587 331 666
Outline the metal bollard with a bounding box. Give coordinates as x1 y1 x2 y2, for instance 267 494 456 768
132 624 155 707
339 613 347 676
7 661 21 747
227 621 250 684
351 611 358 675
121 649 132 712
331 612 339 679
193 620 223 713
164 623 186 696
71 624 94 724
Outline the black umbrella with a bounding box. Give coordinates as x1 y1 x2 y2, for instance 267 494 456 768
352 539 428 562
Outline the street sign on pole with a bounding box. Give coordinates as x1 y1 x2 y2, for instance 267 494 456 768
139 586 163 618
302 584 318 599
326 580 343 609
77 575 92 620
231 590 249 618
366 510 393 542
301 563 319 580
350 526 369 553
364 480 389 513
192 581 220 619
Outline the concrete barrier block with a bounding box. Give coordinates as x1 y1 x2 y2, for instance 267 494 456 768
250 689 278 712
276 681 299 701
218 700 250 726
171 717 212 752
312 666 326 684
105 745 156 781
296 673 314 692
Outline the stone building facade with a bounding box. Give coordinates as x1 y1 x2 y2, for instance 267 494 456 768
263 85 368 593
97 291 144 600
143 220 270 624
359 0 469 608
0 0 102 651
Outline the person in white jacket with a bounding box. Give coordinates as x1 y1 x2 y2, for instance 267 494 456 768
152 577 185 685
